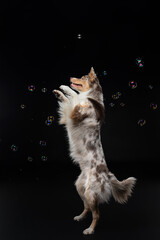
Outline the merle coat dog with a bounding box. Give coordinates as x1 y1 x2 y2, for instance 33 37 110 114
53 67 136 235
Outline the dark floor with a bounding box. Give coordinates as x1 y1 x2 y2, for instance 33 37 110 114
0 160 160 240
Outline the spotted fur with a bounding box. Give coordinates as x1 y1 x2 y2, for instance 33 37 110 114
53 67 136 235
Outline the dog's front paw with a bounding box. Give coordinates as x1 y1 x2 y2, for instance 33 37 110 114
60 85 77 96
53 90 61 98
59 85 69 92
53 89 68 102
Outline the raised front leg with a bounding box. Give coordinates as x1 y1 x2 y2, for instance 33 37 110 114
53 89 69 103
71 102 89 122
53 89 69 125
59 85 77 97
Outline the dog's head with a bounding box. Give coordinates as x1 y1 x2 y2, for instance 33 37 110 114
70 67 99 92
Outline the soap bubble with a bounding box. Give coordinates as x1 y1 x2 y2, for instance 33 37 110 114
139 62 144 67
39 140 47 146
136 57 142 64
109 102 115 107
150 103 157 110
103 71 107 76
41 156 47 162
120 102 125 107
20 104 26 109
77 34 82 39
129 80 137 89
11 144 18 152
47 116 54 121
41 88 47 93
45 119 52 126
148 85 153 90
45 116 54 126
138 119 146 127
136 57 144 68
112 92 122 100
28 85 35 92
27 156 33 162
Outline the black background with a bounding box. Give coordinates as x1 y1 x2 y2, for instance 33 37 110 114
0 1 160 240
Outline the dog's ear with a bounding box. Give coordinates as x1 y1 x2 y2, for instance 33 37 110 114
88 67 96 82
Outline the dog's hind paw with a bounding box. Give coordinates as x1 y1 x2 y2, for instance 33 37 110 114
74 216 80 221
83 227 94 235
74 215 85 221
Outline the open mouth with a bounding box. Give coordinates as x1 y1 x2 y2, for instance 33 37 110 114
70 82 83 88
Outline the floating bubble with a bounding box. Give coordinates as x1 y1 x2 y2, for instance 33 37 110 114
129 80 137 89
148 85 153 90
11 144 18 152
136 57 142 64
112 92 122 100
138 62 144 67
103 71 107 76
39 140 47 146
20 104 26 109
28 85 35 92
109 102 115 107
45 116 54 126
45 119 53 126
136 57 144 68
41 88 47 93
47 116 54 122
150 103 157 110
41 156 47 162
27 156 33 162
138 119 146 127
120 102 125 107
77 34 82 39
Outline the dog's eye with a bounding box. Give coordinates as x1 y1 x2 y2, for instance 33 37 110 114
81 75 89 80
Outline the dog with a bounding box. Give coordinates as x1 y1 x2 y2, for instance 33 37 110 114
53 67 136 235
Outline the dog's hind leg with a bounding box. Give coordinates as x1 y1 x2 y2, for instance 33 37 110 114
83 189 99 235
74 176 90 221
74 200 90 221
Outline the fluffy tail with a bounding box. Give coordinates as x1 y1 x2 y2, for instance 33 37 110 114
108 172 136 204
